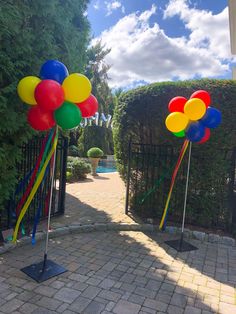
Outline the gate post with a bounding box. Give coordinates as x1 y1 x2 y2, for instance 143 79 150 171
0 230 4 245
125 138 132 215
230 148 236 232
58 136 68 215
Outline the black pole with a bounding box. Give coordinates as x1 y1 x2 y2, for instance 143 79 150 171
57 136 68 215
230 148 236 233
0 229 4 245
42 253 47 271
125 138 132 215
179 232 184 250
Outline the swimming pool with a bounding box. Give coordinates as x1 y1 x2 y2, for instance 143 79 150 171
96 159 117 173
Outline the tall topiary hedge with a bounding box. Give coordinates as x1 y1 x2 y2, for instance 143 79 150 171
113 79 236 231
78 126 114 156
0 1 90 215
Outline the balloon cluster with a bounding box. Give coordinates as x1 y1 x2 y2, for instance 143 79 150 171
165 90 222 143
17 60 98 131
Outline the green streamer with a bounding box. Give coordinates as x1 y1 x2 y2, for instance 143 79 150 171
138 162 176 205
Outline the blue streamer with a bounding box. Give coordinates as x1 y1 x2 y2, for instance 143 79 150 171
15 169 34 196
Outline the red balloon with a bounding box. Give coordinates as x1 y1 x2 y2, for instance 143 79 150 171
76 94 98 118
76 103 91 118
190 90 211 107
168 96 187 113
34 79 64 111
27 106 55 131
197 128 210 144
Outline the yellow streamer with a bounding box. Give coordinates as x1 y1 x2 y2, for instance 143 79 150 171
12 132 58 243
159 141 189 230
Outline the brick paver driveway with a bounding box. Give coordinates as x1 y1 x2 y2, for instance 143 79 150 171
0 231 235 314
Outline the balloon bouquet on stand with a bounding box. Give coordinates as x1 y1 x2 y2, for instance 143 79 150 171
160 90 221 252
16 60 98 282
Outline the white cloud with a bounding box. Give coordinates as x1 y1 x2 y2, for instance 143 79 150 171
139 4 157 21
105 1 122 16
92 1 234 88
93 1 100 10
164 0 231 60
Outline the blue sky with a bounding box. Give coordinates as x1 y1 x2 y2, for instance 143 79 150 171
87 0 235 89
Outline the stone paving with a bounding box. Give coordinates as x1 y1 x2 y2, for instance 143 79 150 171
1 173 236 313
51 173 135 230
0 230 236 314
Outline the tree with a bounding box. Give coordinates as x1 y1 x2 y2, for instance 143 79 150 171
0 0 90 213
85 40 115 114
71 40 116 153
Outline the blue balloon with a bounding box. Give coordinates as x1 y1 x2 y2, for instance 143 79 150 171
40 60 69 84
186 121 205 142
201 107 221 128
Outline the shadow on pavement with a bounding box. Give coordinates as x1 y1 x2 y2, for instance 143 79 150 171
8 174 232 313
1 194 233 313
0 224 224 313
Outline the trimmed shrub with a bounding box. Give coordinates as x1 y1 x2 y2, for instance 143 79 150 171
67 157 91 181
68 145 80 157
87 147 104 158
66 171 73 182
113 79 236 231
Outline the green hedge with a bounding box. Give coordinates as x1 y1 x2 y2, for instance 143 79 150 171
113 79 236 231
0 0 90 214
114 79 236 177
78 126 114 156
68 145 80 157
67 157 91 181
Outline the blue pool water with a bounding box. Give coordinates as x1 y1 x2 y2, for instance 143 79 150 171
96 159 117 173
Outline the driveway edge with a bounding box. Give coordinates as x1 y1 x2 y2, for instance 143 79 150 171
0 222 235 255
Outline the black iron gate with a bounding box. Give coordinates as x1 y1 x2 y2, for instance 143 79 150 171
125 141 236 233
1 135 68 232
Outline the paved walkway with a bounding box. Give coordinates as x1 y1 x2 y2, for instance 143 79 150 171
51 173 135 229
0 231 236 313
1 173 236 313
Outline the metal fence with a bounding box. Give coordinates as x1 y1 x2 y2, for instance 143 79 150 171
0 135 68 233
125 141 236 233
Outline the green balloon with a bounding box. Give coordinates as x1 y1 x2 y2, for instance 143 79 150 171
54 101 82 130
173 130 185 137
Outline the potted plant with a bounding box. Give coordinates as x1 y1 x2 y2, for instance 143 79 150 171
87 147 104 176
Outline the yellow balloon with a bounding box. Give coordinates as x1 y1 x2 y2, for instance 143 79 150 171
184 98 206 121
17 76 41 105
165 112 189 133
62 73 92 103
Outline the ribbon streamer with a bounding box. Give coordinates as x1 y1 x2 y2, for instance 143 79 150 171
31 131 56 243
138 161 176 205
12 130 58 243
15 130 53 217
31 143 55 245
31 163 51 245
15 168 33 196
159 140 189 230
